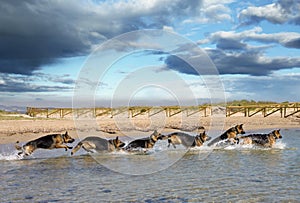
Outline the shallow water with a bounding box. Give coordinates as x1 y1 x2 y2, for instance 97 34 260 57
1 128 300 202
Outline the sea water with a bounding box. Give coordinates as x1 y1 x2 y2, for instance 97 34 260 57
1 128 299 202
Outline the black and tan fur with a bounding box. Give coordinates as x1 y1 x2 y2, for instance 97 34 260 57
167 131 211 148
71 136 125 155
238 129 282 148
15 131 75 156
207 124 245 146
125 130 162 150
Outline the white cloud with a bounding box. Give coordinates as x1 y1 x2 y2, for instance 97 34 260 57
221 73 300 102
183 0 233 24
0 79 5 85
238 0 300 26
197 26 300 49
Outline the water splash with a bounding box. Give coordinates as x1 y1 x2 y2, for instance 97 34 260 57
274 141 286 149
0 151 23 161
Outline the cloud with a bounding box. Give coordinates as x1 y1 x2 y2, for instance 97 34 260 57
197 27 300 50
0 73 74 92
0 0 211 75
222 73 300 101
284 38 300 49
0 82 72 93
238 0 300 26
163 31 300 76
206 49 300 76
183 0 233 24
164 48 300 76
192 27 300 76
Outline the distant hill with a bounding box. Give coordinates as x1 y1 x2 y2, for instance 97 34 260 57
0 105 26 113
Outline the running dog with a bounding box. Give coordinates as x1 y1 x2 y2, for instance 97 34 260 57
167 131 211 148
207 124 245 146
15 131 75 156
125 130 163 150
71 136 125 155
238 129 282 148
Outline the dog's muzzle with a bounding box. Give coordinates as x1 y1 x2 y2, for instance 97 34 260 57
68 139 75 143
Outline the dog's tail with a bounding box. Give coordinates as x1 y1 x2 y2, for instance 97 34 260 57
207 137 222 147
15 141 22 150
71 142 83 155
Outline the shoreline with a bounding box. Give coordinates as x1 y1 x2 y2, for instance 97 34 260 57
1 115 300 144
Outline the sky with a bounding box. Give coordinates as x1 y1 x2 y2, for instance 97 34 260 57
0 0 300 108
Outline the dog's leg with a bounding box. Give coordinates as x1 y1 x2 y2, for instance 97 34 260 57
71 142 82 155
82 145 95 153
168 138 176 148
167 139 171 148
235 137 240 144
167 141 176 148
55 144 72 151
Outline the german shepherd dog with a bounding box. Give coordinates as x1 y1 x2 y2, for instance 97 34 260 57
207 124 245 146
238 129 282 148
125 130 163 151
167 131 211 148
71 136 125 155
15 131 75 156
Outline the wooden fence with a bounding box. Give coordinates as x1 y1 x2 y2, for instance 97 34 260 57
26 103 300 118
26 106 211 118
226 103 300 118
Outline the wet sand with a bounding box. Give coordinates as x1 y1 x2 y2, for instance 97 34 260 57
1 113 300 144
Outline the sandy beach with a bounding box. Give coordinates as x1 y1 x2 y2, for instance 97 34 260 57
1 111 300 144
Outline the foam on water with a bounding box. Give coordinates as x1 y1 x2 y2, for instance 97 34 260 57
0 139 288 161
274 140 286 149
220 141 287 150
0 151 22 161
0 143 23 161
189 145 212 151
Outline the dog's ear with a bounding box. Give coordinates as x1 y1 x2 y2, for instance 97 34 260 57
240 124 243 126
65 131 68 135
116 136 119 141
278 129 280 132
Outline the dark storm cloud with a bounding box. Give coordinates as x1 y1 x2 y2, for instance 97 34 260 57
0 73 74 92
216 39 247 50
0 0 205 75
207 49 300 76
193 27 300 76
163 46 300 76
0 80 73 93
0 1 96 75
164 55 198 75
284 38 300 49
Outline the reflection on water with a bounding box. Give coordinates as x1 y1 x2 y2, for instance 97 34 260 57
1 129 300 202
